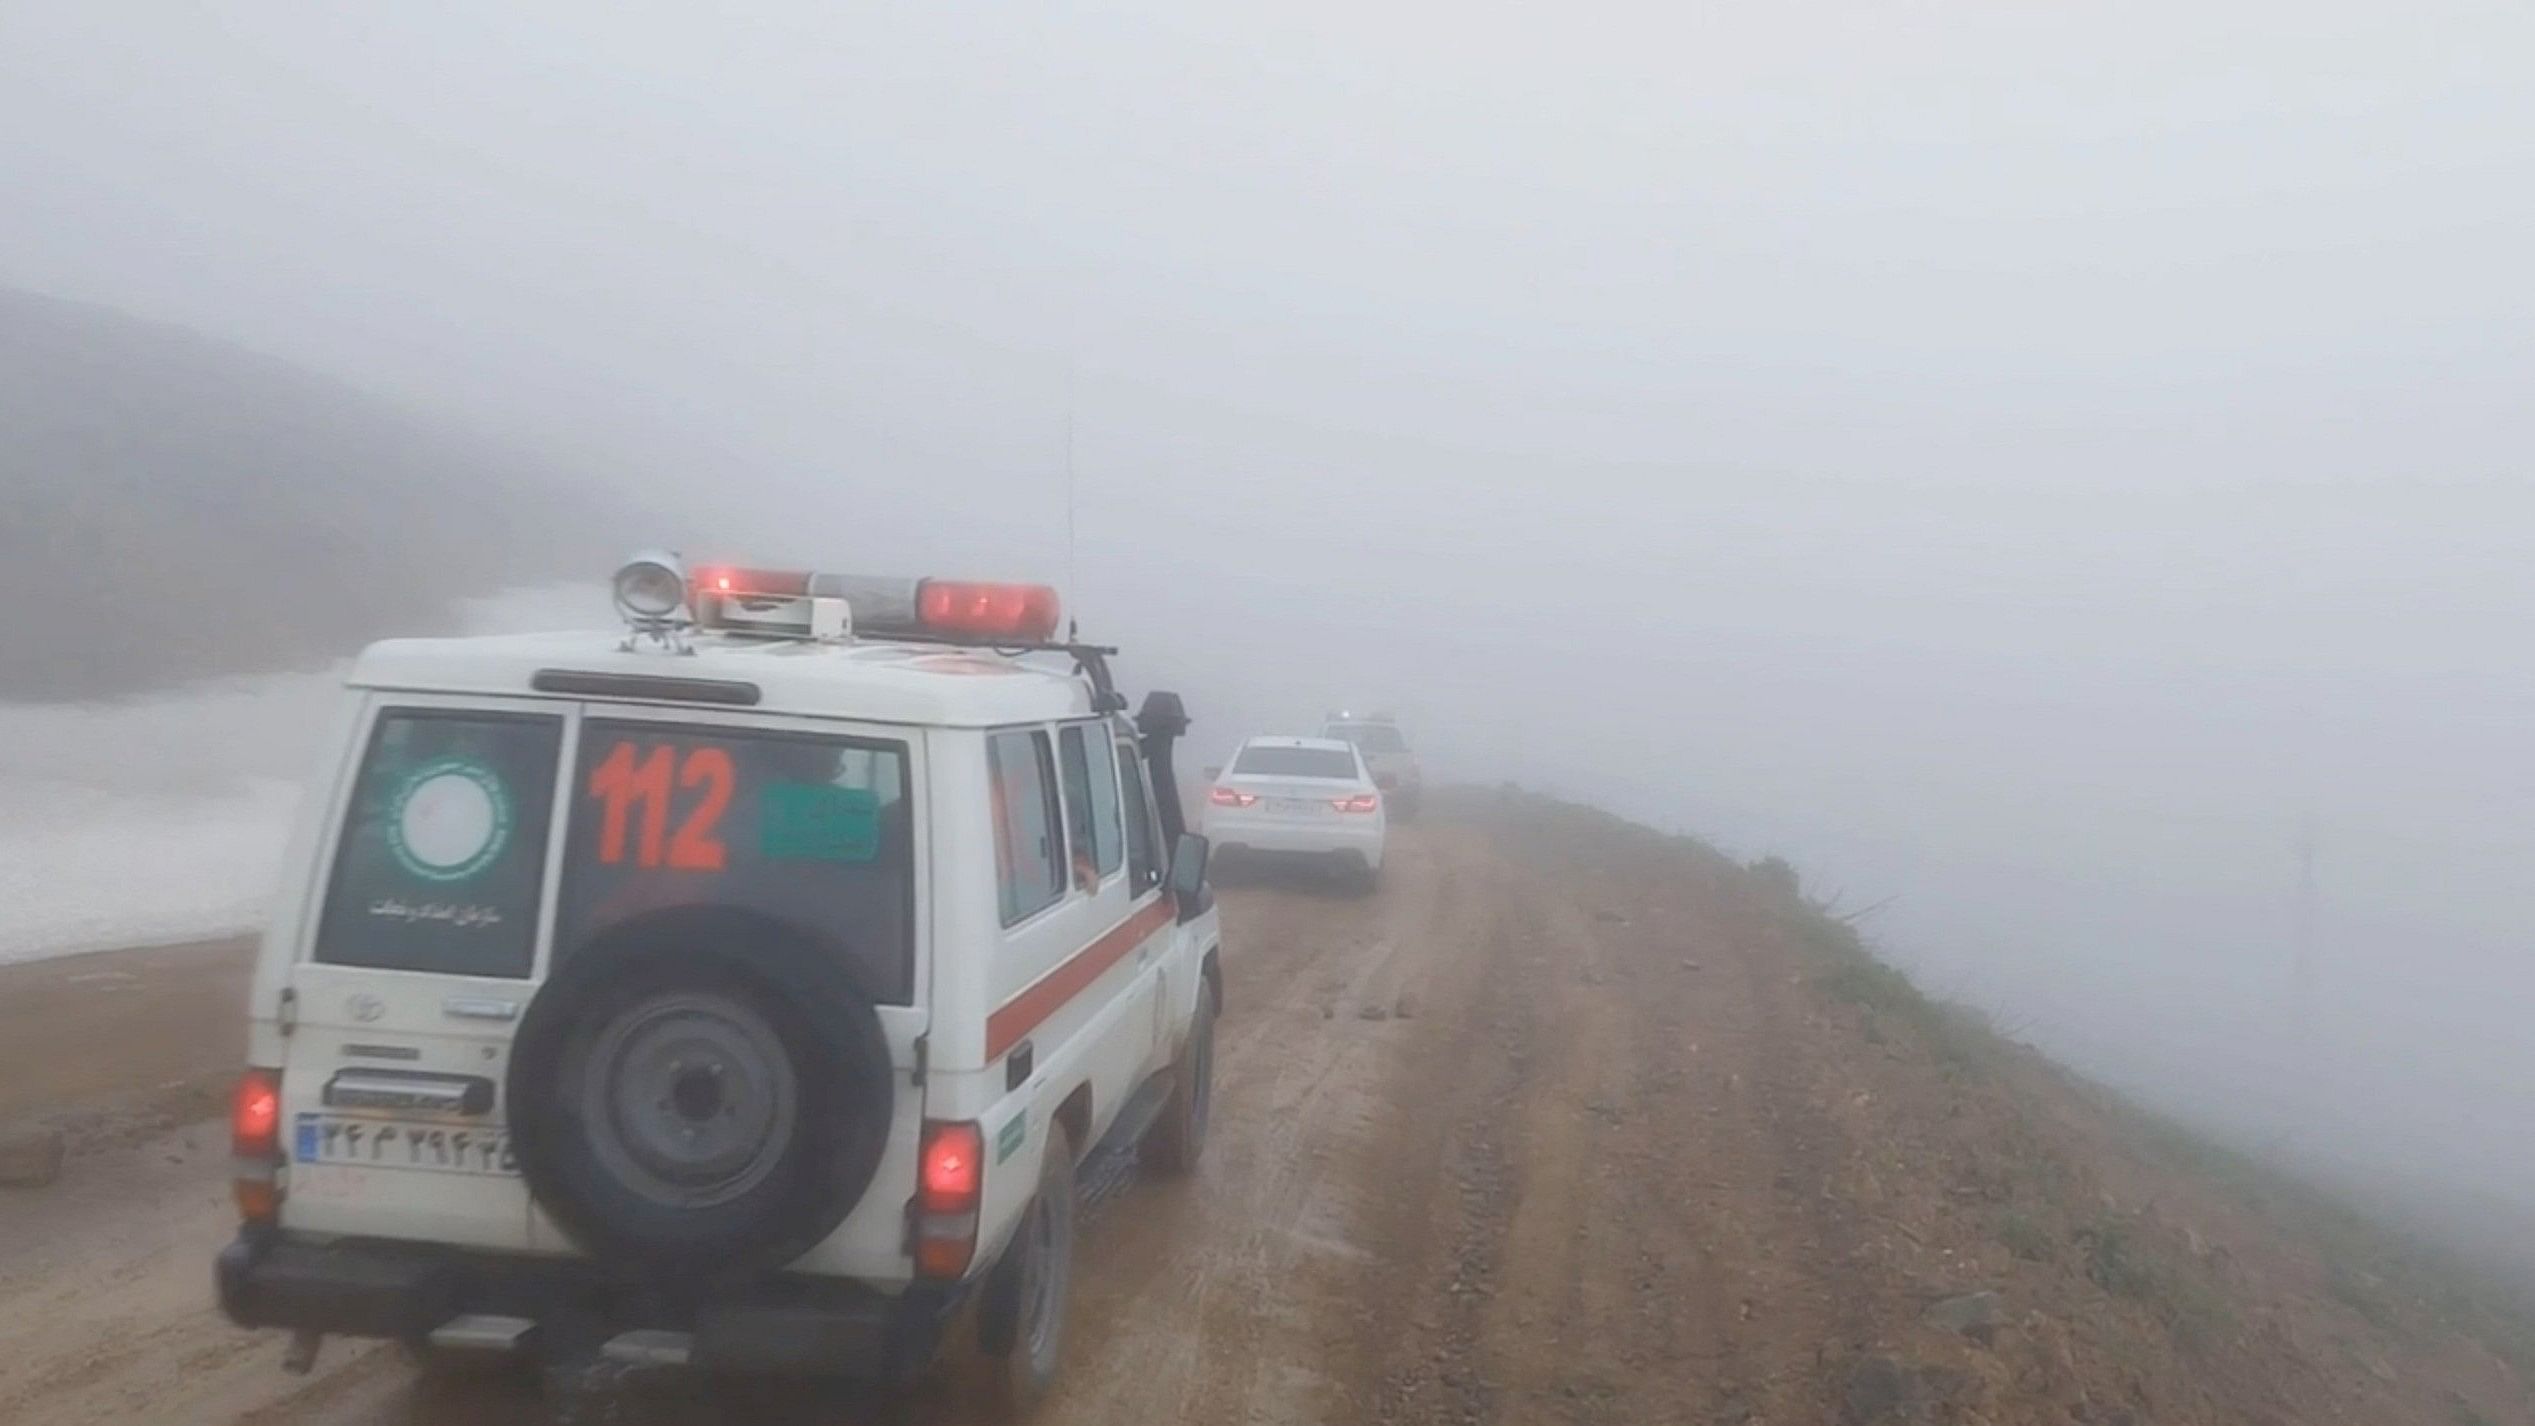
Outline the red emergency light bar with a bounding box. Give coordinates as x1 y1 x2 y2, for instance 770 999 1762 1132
688 567 1063 644
694 567 809 598
917 580 1062 642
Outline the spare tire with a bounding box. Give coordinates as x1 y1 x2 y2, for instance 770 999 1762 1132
507 909 894 1280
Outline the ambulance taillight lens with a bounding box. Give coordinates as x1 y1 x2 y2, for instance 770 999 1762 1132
231 1068 283 1222
231 1069 280 1158
919 1121 982 1214
914 1121 985 1278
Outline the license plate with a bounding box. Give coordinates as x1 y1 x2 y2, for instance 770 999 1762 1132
293 1113 517 1176
1272 797 1325 813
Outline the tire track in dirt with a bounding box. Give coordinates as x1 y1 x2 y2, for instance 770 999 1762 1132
1366 872 1540 1425
1682 858 1877 1422
1552 815 1873 1425
1347 799 1887 1426
1463 854 1718 1426
1036 832 1472 1425
0 1116 415 1426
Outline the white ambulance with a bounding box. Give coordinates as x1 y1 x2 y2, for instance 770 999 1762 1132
216 553 1223 1415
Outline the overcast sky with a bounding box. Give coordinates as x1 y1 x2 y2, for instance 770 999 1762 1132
7 3 2529 476
4 1 2531 1245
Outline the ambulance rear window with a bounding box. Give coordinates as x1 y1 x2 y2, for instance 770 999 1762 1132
1232 745 1360 780
554 722 916 1004
314 709 562 979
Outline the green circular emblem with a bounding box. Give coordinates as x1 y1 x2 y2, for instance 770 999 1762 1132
387 757 514 883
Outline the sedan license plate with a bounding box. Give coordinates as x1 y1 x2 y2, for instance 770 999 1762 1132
294 1113 516 1176
1272 797 1326 814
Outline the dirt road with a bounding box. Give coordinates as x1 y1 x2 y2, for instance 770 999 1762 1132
3 812 1766 1425
5 801 2528 1426
0 935 251 1130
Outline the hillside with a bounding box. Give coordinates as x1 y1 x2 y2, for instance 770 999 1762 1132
1615 800 2535 1426
0 288 636 700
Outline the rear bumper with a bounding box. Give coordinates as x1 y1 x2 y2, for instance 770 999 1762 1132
216 1228 967 1379
1201 814 1384 862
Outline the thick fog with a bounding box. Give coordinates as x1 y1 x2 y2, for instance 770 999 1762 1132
5 3 2531 1259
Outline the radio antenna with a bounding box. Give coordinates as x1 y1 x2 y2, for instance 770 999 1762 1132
1062 360 1080 616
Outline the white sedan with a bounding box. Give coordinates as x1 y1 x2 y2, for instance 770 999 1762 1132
1200 735 1388 889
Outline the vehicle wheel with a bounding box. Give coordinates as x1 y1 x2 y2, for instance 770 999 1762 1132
1144 976 1216 1176
972 1122 1078 1418
508 908 896 1281
1354 855 1383 895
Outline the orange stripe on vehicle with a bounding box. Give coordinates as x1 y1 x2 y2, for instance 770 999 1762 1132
985 899 1175 1060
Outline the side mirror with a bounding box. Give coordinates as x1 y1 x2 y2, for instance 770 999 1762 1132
1168 832 1212 917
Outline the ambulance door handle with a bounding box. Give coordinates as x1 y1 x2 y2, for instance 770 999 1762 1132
444 996 519 1022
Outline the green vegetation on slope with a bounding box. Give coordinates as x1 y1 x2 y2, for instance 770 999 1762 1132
1752 848 2535 1422
1446 787 2534 1424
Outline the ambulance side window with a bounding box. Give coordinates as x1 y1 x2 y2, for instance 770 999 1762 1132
1081 733 1125 877
1116 741 1162 895
987 729 1066 925
1058 723 1124 887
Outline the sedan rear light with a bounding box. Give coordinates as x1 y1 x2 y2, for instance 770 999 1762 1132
1208 787 1257 808
1332 794 1380 813
231 1068 283 1222
913 1121 984 1279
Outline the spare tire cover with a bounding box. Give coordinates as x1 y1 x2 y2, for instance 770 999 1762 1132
507 911 895 1279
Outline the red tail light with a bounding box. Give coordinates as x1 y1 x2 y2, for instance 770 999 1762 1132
1208 786 1258 808
231 1068 283 1222
232 1068 281 1157
914 1121 984 1278
919 1121 983 1213
1333 794 1380 813
916 580 1062 642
